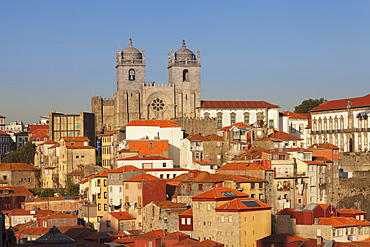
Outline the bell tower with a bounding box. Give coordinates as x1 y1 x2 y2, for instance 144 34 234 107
168 40 201 118
114 39 146 127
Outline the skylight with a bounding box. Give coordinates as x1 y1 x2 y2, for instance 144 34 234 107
241 200 261 207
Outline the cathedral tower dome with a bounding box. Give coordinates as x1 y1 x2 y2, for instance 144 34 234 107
175 40 195 60
122 38 142 60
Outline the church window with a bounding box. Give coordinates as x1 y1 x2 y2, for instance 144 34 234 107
151 98 165 111
269 120 274 129
230 113 236 125
204 112 210 118
128 69 135 81
183 69 189 82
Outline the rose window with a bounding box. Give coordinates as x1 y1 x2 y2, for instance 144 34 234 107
151 98 165 111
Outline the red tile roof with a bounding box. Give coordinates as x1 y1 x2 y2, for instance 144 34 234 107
124 174 163 182
218 163 272 171
125 120 180 128
219 122 251 131
205 134 224 141
197 239 224 246
275 208 295 215
186 133 208 141
173 238 199 246
200 100 279 108
337 209 366 214
100 129 121 136
118 155 172 161
281 111 310 119
311 94 370 112
134 229 168 239
180 208 193 216
108 165 141 173
318 217 370 227
192 187 249 201
38 140 58 146
0 186 33 196
61 136 90 142
0 130 10 136
285 148 311 152
268 130 302 140
308 143 340 150
110 212 136 220
257 233 308 243
95 170 109 178
194 159 217 166
0 163 37 171
0 115 5 118
216 198 271 211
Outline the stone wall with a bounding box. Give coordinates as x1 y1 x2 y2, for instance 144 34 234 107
337 171 370 215
339 152 370 173
172 117 218 136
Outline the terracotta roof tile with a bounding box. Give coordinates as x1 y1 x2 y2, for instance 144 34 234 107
118 155 172 161
311 94 370 112
308 143 340 150
0 186 33 196
275 208 295 215
0 163 37 171
0 115 6 118
108 165 141 173
268 130 303 140
281 111 310 119
38 140 58 146
186 133 208 141
192 187 249 201
194 159 217 166
318 217 370 227
216 198 271 211
257 233 308 243
173 238 199 245
200 100 279 109
95 170 109 178
66 145 95 149
61 136 90 141
124 174 163 182
205 134 224 141
180 208 193 216
218 163 272 171
337 209 366 214
219 122 251 131
110 212 136 220
0 130 10 136
134 229 168 239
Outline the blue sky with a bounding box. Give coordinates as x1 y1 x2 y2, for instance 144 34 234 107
1 1 370 123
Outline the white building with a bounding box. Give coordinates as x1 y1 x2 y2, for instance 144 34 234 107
117 155 174 169
310 94 370 152
122 120 183 165
199 100 280 129
279 111 311 148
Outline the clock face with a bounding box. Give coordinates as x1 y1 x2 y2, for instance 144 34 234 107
151 98 165 111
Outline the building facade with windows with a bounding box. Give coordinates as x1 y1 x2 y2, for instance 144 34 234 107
310 94 370 152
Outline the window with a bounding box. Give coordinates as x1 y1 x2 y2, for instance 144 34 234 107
229 215 232 222
186 184 192 191
160 174 164 179
98 204 101 211
244 113 250 125
251 194 255 198
98 193 101 199
181 218 186 225
269 119 274 128
97 180 101 186
148 142 153 148
230 113 236 125
251 183 255 189
259 194 263 200
119 187 122 192
187 218 191 225
125 183 129 189
198 184 203 191
217 113 223 129
106 220 111 227
104 192 107 199
110 187 113 192
104 204 107 211
291 124 296 133
163 162 166 167
104 180 107 187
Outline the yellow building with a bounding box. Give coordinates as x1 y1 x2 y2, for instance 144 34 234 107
95 170 109 221
191 187 271 247
222 175 267 201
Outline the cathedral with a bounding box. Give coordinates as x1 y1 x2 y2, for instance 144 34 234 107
91 39 201 134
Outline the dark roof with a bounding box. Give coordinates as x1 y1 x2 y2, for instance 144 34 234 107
34 226 75 243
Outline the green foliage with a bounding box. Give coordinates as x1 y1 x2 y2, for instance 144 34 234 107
294 98 327 114
2 141 36 164
96 155 102 166
30 188 57 197
66 177 79 196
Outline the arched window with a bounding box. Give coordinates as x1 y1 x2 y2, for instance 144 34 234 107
183 69 189 82
244 112 250 125
230 113 236 125
129 69 135 81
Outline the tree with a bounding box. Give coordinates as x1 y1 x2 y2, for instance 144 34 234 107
66 177 79 196
2 141 36 164
294 98 326 114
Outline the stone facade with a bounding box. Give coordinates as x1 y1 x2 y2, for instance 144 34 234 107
92 39 201 136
